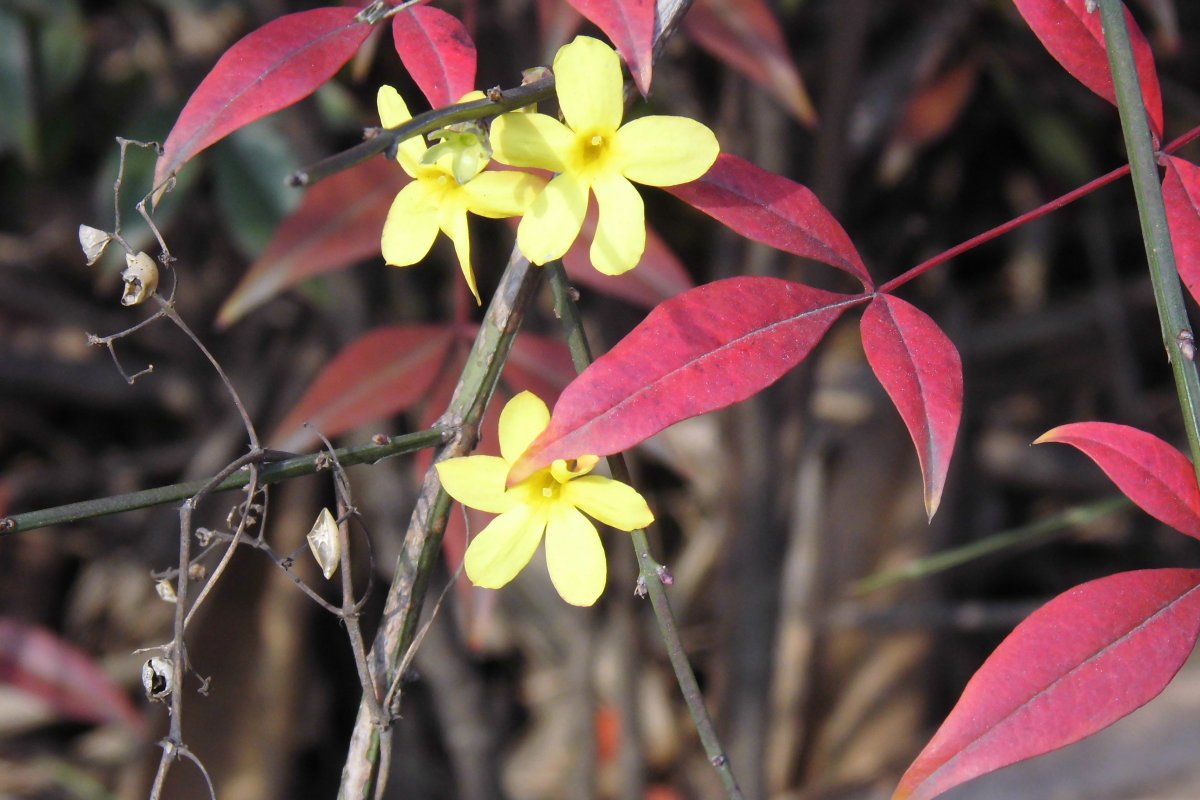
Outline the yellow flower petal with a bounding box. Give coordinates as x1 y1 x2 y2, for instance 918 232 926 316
436 455 513 513
439 201 480 304
550 455 599 482
613 115 720 186
376 85 427 176
555 36 623 136
499 391 550 463
460 170 547 218
590 173 645 275
464 505 546 589
381 180 441 266
517 172 589 265
490 112 574 172
544 504 607 606
562 475 654 531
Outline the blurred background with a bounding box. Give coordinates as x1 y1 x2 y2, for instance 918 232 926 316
3 0 1200 797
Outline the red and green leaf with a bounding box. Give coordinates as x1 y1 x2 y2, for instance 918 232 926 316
153 7 373 194
684 0 816 126
1034 421 1200 538
270 325 455 451
1011 0 1163 140
217 157 407 328
509 277 857 481
565 0 655 95
665 154 873 288
1162 155 1200 307
860 294 963 519
895 568 1200 800
392 5 477 108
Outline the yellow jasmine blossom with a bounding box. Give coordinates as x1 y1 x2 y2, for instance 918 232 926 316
435 391 654 606
490 36 720 275
378 87 545 303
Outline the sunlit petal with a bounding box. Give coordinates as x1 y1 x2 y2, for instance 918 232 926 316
499 391 550 463
613 116 720 186
377 85 427 176
381 181 441 266
440 201 480 304
490 113 574 172
590 173 645 275
544 504 607 606
517 172 589 265
550 456 599 483
464 505 546 589
436 455 514 513
555 36 623 135
461 171 547 218
562 475 654 531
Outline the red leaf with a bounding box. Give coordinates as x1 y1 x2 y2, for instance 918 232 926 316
217 157 407 328
1163 155 1200 308
0 618 146 732
684 0 817 126
665 154 872 288
894 568 1200 800
1011 0 1163 141
561 206 694 307
565 0 655 95
509 277 855 481
392 6 477 108
860 294 963 519
1034 421 1200 538
271 325 455 451
153 7 372 194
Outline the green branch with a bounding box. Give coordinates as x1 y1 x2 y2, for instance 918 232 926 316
1098 0 1200 481
1 428 446 535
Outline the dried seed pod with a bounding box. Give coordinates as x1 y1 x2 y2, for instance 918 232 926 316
120 251 159 306
155 579 177 603
142 656 174 701
307 507 341 580
78 225 111 266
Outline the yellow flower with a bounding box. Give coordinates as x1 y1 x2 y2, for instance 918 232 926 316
378 87 545 303
435 391 654 606
490 36 720 275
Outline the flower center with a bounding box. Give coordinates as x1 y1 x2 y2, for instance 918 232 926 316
574 131 613 177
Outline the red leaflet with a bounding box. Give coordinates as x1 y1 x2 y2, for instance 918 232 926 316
392 6 477 108
153 7 372 195
860 294 962 519
565 0 655 95
217 158 408 328
894 568 1200 800
1034 421 1200 538
684 0 816 126
665 154 873 289
1012 0 1163 141
1162 155 1200 307
562 206 694 307
270 325 455 451
509 277 856 481
0 618 146 732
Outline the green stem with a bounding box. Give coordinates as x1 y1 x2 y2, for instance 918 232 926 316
1 428 446 535
545 263 745 800
1098 0 1200 480
851 495 1131 595
290 76 555 188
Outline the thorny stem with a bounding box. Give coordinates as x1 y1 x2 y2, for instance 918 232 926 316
290 76 556 188
1098 0 1200 482
546 263 745 799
